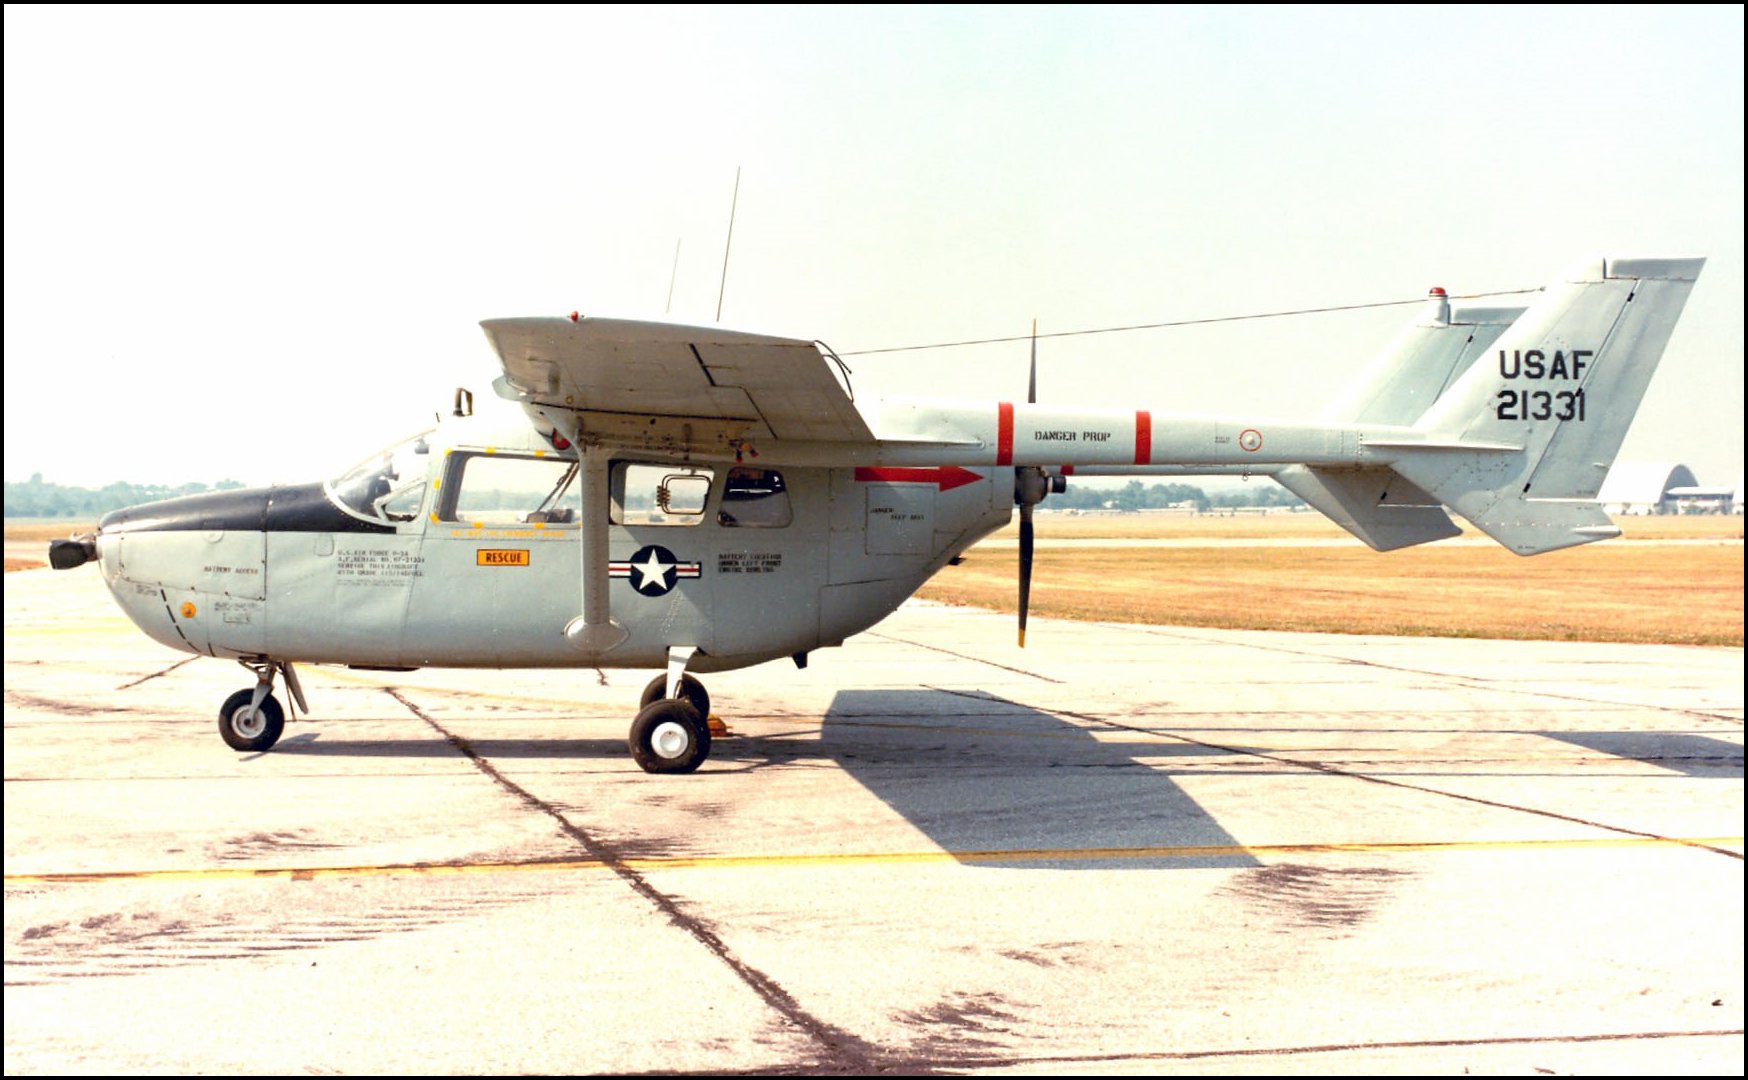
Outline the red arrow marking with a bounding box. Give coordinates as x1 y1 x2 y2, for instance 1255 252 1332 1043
854 466 983 492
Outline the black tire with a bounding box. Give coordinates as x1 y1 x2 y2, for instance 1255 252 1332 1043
639 673 710 719
628 699 710 774
218 688 285 752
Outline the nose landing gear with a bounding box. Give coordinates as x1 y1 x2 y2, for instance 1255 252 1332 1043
218 658 306 752
219 687 284 751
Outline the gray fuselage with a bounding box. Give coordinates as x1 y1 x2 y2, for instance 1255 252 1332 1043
95 414 1013 675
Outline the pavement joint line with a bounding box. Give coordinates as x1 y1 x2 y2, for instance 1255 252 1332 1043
863 631 1065 682
4 620 135 633
9 763 1733 784
800 1027 1748 1073
20 655 1732 731
380 685 883 1072
9 835 1741 885
116 656 198 690
1054 706 1748 862
1121 622 1746 725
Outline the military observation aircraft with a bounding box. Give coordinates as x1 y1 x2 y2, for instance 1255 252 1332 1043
51 257 1704 773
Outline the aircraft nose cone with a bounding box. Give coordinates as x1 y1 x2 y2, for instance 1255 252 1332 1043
48 536 97 570
98 487 271 535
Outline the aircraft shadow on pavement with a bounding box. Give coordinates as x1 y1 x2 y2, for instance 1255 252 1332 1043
807 689 1259 870
1538 731 1745 780
270 689 1258 870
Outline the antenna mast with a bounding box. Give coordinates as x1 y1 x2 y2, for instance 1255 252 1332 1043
666 238 681 315
716 166 740 323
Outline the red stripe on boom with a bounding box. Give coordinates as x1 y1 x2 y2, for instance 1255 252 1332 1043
1134 411 1152 465
997 402 1014 466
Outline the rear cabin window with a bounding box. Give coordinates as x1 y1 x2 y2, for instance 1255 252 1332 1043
437 452 580 526
612 464 713 526
718 467 792 528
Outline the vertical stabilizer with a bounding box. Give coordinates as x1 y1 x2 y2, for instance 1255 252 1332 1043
1278 291 1526 551
1324 291 1526 426
1387 258 1704 554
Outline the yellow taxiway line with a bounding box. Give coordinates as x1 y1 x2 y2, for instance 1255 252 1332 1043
7 835 1740 886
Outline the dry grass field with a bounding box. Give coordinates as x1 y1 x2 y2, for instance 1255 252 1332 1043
6 514 1743 645
3 521 92 572
924 511 1743 646
972 509 1744 542
6 521 98 541
4 520 95 573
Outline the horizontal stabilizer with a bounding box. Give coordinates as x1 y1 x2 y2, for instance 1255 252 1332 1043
1447 495 1619 554
1274 465 1462 551
1390 445 1631 554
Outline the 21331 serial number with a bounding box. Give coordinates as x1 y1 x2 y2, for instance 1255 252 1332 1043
1496 387 1586 422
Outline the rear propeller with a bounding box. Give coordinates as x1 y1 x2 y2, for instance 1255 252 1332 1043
1016 468 1044 647
1015 319 1064 647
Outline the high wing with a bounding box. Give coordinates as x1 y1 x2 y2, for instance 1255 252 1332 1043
480 316 884 661
482 316 874 444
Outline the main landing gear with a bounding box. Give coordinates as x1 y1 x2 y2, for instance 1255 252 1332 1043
630 673 714 774
218 658 306 752
211 655 717 773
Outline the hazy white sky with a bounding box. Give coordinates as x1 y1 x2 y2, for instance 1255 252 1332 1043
5 6 1743 487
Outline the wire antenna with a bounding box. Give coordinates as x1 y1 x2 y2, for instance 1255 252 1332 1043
839 287 1542 356
716 166 741 323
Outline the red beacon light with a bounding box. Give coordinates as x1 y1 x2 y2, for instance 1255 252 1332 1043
549 429 572 451
1426 286 1451 325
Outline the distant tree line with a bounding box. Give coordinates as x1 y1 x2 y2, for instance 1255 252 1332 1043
1050 479 1302 511
3 474 247 519
3 473 1302 519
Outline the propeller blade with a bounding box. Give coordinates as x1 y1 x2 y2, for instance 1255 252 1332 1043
1018 325 1040 647
1027 318 1037 405
1018 500 1033 648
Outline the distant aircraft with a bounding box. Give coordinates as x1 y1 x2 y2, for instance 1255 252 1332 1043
51 257 1704 772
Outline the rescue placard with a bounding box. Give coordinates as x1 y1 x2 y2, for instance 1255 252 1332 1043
476 549 530 567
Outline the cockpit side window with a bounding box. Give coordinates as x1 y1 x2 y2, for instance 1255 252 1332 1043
611 463 713 526
717 467 792 528
326 431 433 524
436 452 581 526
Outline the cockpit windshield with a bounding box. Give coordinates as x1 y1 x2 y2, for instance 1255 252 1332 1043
326 430 434 524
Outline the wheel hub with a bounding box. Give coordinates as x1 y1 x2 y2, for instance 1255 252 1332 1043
230 707 264 739
650 721 691 759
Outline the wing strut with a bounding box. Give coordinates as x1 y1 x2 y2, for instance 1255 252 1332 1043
565 444 629 653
